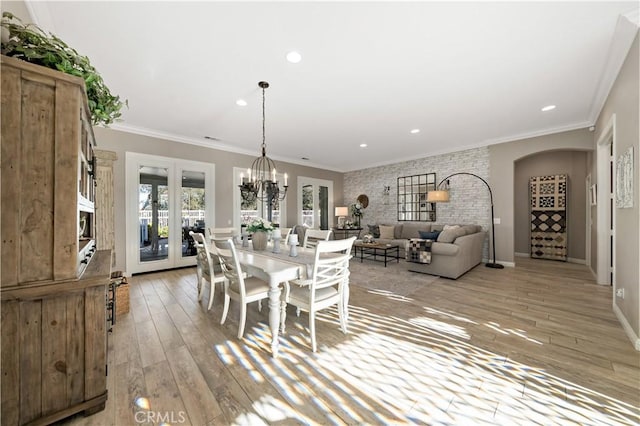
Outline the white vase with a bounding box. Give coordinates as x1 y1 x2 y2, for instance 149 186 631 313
252 231 268 251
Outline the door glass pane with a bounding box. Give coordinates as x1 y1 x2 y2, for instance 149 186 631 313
181 171 205 258
241 193 258 233
270 198 281 225
139 166 169 263
302 184 314 227
319 186 328 230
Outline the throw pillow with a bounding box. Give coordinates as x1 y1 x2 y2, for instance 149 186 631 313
379 225 395 239
419 230 441 240
367 224 380 238
437 227 466 243
443 224 460 231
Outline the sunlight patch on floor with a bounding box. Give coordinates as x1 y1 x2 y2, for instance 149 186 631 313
214 304 639 425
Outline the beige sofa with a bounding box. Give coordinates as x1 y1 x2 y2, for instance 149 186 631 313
363 222 487 279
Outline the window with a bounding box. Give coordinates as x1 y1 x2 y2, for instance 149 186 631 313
397 173 436 221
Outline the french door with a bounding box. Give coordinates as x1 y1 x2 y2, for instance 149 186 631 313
297 177 334 230
126 153 215 274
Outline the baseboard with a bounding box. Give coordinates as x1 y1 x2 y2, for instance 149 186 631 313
515 253 586 265
613 302 640 351
588 266 599 281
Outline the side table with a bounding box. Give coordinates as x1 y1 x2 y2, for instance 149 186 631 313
332 227 362 239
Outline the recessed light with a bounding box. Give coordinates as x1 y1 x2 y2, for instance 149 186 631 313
410 129 420 134
286 51 302 63
541 105 556 112
360 143 367 148
204 136 221 141
236 99 247 106
301 157 309 161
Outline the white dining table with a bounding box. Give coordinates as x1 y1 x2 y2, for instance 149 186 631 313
232 245 317 358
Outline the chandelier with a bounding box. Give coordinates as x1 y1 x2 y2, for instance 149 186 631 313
239 81 288 208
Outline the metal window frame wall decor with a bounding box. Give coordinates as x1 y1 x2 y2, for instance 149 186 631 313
397 173 436 221
616 146 634 208
530 174 568 261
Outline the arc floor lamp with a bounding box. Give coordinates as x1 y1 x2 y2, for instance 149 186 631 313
427 172 504 269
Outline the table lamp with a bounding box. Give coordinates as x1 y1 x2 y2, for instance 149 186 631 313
335 206 349 228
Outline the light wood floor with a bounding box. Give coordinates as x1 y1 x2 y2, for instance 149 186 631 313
64 258 639 425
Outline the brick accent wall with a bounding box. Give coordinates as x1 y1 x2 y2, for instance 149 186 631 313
344 147 491 259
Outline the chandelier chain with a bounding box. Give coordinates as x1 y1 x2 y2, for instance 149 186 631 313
238 80 288 217
262 85 266 151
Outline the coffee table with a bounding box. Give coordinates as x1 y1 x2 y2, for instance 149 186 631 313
353 241 400 267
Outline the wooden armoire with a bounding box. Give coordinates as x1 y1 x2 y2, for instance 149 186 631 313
1 55 112 425
530 174 568 261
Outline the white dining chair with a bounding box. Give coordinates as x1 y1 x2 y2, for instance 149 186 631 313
302 229 332 249
280 227 292 244
211 237 271 338
189 231 227 311
208 227 239 243
283 236 355 352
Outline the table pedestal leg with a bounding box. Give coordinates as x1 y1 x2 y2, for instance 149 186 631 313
341 279 350 333
268 284 282 357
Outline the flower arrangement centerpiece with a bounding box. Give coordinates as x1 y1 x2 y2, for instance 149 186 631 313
246 218 274 251
350 202 363 227
246 217 275 233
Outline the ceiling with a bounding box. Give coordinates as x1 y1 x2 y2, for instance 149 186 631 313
24 1 639 172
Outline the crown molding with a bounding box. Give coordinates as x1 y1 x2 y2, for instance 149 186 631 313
106 123 343 173
481 120 593 147
588 10 639 124
342 121 591 173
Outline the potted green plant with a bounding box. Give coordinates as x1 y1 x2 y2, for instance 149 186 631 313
350 202 364 228
1 12 126 126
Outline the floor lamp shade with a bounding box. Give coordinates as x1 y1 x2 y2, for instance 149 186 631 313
426 190 450 203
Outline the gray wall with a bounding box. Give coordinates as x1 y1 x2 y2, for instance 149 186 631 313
93 127 344 272
514 151 588 260
593 31 639 343
345 147 491 260
489 129 594 265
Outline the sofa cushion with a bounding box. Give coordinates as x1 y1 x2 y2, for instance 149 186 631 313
431 242 460 256
379 225 395 239
400 222 431 239
437 227 466 243
394 224 403 239
367 224 380 238
462 224 481 235
419 230 441 240
431 224 444 232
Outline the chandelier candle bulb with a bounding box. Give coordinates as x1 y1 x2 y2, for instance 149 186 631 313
284 173 288 186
